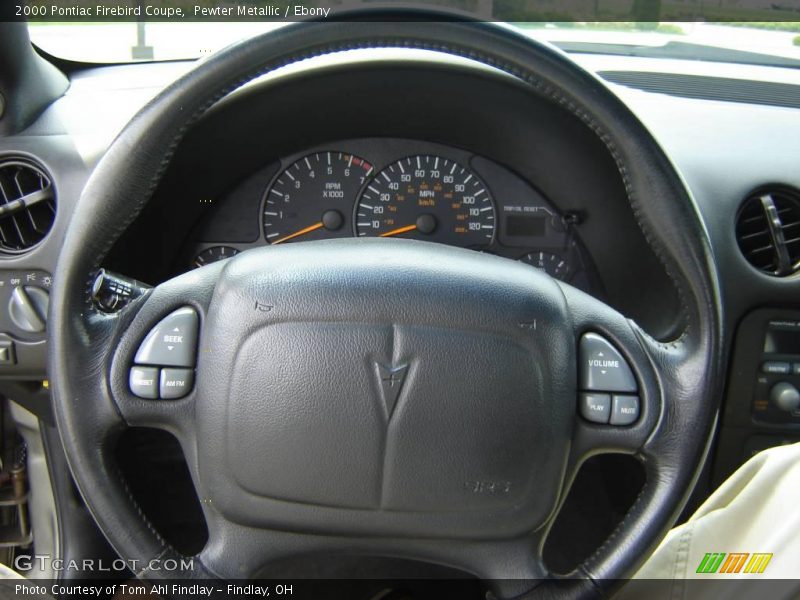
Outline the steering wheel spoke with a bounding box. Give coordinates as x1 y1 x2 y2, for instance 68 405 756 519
558 284 663 464
106 262 223 437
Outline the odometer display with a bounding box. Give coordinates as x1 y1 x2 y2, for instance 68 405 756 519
355 155 495 247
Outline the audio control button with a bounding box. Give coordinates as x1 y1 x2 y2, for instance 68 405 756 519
771 382 800 413
610 395 640 426
762 361 791 375
160 368 194 400
134 307 199 368
129 367 159 399
579 333 637 393
579 393 611 424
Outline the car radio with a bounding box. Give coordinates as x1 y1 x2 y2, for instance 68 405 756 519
752 318 800 423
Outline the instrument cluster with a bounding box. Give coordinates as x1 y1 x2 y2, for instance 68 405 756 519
186 138 600 294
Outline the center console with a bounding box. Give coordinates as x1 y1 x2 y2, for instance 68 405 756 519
714 308 800 486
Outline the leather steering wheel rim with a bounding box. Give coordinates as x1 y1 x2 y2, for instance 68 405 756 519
48 12 722 599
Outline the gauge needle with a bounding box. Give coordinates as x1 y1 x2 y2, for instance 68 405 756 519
380 224 417 238
271 222 324 245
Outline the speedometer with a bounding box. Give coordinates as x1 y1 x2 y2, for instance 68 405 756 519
355 155 495 247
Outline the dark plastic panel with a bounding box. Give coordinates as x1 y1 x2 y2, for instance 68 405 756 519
714 308 800 485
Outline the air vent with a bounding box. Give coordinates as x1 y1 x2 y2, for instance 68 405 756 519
0 160 56 253
736 189 800 277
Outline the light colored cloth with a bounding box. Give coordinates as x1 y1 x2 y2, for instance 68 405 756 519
617 442 800 599
0 563 22 580
0 562 42 600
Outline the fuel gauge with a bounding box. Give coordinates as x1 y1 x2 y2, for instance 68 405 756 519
191 246 240 269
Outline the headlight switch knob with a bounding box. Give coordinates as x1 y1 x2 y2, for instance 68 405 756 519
8 285 49 333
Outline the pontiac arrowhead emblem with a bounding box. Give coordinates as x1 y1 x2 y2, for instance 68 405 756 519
374 362 409 418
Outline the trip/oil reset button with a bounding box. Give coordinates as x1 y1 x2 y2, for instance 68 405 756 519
578 333 640 426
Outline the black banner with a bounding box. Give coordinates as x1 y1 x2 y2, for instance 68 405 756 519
2 0 800 23
3 578 800 600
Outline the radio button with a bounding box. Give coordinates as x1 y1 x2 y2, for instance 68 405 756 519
762 361 791 375
771 382 800 413
134 307 198 368
579 393 611 424
610 395 640 426
129 367 158 399
579 333 637 393
160 368 194 400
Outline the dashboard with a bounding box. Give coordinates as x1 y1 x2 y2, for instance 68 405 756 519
184 138 599 294
68 58 684 344
0 41 799 543
73 52 800 500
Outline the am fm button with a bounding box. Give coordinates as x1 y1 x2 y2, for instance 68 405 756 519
160 368 194 400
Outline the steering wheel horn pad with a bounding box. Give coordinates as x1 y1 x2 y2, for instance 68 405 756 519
49 13 722 599
197 240 573 538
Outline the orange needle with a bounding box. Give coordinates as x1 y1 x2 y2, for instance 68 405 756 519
271 222 324 245
380 224 417 238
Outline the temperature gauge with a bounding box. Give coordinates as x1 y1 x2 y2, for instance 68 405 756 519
519 251 572 281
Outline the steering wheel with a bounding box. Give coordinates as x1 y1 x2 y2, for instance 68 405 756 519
49 13 722 600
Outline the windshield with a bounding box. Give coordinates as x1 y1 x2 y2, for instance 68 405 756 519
29 21 800 66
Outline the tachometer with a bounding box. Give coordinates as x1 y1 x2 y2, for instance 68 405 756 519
355 155 495 247
263 152 373 244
